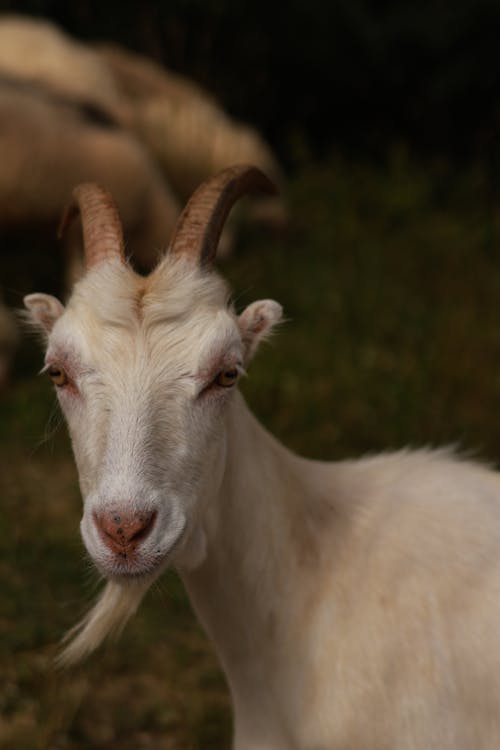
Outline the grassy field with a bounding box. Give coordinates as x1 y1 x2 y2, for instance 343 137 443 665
2 151 500 748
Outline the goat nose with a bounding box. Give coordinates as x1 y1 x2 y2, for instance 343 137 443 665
94 510 156 556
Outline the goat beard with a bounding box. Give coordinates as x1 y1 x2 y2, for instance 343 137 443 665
56 577 151 667
55 521 205 666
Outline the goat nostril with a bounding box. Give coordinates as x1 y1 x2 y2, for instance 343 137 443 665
128 512 156 543
94 510 157 553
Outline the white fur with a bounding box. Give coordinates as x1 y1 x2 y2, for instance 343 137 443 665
26 255 500 749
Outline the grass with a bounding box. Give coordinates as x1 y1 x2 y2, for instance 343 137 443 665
2 150 500 747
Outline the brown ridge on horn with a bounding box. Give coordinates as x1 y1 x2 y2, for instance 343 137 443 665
168 165 278 267
58 183 125 269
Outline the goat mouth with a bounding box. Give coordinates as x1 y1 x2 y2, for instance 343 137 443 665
93 557 162 586
99 547 167 580
101 523 187 581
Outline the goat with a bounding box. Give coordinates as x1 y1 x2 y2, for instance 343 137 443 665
25 166 500 749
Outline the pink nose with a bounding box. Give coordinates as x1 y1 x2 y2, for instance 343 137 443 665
94 510 156 557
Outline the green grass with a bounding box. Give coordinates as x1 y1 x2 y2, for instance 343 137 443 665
2 151 500 747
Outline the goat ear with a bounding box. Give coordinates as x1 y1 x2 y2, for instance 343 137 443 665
238 299 283 363
24 293 65 333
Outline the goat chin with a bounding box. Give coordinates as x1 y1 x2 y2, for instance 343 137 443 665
57 577 150 667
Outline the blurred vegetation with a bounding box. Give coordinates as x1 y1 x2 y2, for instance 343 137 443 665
1 0 500 747
2 151 500 746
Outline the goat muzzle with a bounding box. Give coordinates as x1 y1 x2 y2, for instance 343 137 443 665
93 509 156 558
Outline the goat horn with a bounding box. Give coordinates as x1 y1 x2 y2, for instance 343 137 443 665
58 183 125 268
168 165 278 267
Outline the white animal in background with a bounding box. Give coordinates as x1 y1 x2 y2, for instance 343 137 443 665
0 14 286 235
95 43 286 216
0 14 121 115
25 166 500 749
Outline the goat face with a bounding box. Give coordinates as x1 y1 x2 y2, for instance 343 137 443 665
25 256 281 583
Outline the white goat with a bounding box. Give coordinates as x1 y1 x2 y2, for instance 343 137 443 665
25 166 500 749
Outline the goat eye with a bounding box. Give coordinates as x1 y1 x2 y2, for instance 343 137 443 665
48 365 68 387
215 368 239 388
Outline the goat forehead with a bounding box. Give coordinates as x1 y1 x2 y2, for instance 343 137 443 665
67 256 230 329
71 308 236 360
51 296 240 379
49 256 237 364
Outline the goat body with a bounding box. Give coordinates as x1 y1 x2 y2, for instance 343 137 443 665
185 412 500 749
25 170 500 749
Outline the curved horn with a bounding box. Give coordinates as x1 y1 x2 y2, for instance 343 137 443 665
169 165 278 267
58 183 125 269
